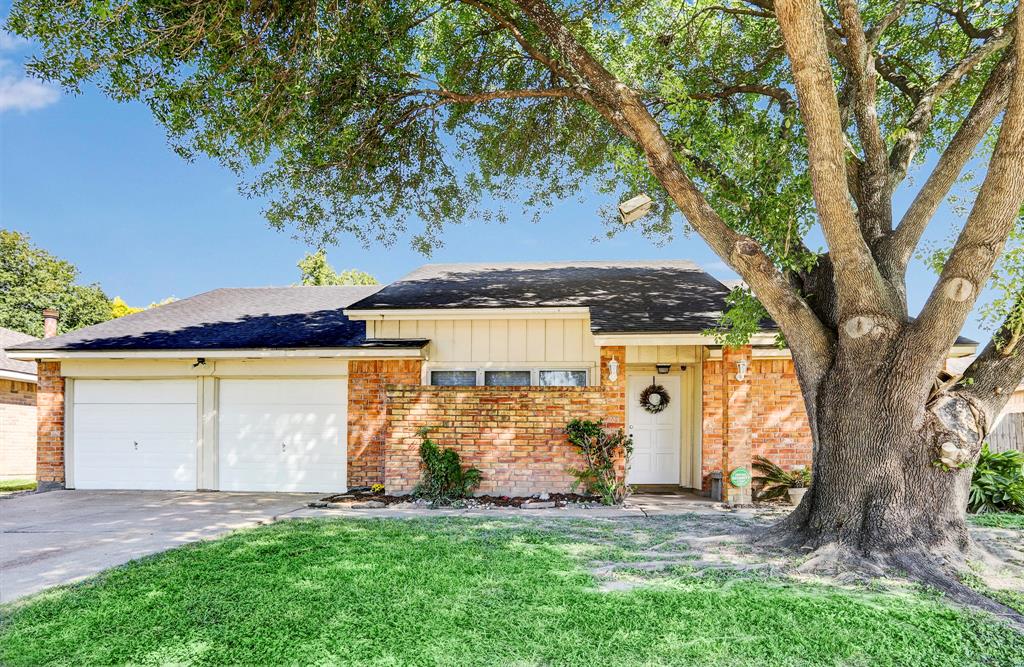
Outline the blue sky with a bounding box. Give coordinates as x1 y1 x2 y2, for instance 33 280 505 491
0 28 994 343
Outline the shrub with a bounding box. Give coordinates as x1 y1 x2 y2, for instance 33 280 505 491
370 483 385 495
752 456 812 501
412 427 482 504
565 419 633 505
969 444 1024 514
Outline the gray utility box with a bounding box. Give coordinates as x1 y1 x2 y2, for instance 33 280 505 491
710 471 723 502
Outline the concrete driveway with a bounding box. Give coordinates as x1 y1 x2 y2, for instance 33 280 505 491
0 490 319 603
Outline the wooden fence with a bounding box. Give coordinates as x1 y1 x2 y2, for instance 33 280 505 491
989 413 1024 454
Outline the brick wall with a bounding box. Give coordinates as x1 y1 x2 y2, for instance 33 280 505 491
384 385 624 496
383 346 626 496
749 359 813 469
0 379 37 479
36 362 65 487
701 353 813 498
347 359 422 487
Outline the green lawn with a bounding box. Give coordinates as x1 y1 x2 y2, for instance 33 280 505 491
0 479 36 493
1 518 1021 666
969 513 1024 530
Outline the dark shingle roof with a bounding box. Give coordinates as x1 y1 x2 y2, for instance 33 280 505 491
7 286 427 352
0 327 37 377
347 261 736 334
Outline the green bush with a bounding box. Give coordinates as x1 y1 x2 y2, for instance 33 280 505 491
969 444 1024 514
565 419 633 505
412 427 482 504
752 456 811 501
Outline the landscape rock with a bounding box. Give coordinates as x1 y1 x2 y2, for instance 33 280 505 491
538 492 550 501
521 501 556 509
351 501 386 509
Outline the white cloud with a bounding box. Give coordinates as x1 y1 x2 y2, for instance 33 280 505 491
0 32 29 52
0 33 59 113
0 74 59 112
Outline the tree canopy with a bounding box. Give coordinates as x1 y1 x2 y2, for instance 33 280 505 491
297 250 377 286
0 229 112 337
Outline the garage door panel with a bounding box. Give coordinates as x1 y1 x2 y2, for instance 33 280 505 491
73 380 197 491
75 380 197 405
218 379 347 493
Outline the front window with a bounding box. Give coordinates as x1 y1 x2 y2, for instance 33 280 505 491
428 368 589 387
484 370 532 386
539 370 587 387
430 370 477 386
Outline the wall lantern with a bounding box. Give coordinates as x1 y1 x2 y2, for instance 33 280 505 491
607 358 619 382
736 359 749 382
655 363 671 374
679 365 687 372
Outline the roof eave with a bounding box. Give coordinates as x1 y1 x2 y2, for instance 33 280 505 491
5 346 427 361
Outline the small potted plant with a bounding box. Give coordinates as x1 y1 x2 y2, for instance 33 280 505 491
752 456 812 506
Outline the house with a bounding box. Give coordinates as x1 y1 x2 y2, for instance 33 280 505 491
0 327 38 480
5 260 978 502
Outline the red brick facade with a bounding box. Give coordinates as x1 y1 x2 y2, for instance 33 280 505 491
702 351 813 500
749 359 813 469
383 346 627 496
347 359 422 487
36 362 65 487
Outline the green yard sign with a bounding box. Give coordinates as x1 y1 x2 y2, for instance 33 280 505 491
729 467 751 488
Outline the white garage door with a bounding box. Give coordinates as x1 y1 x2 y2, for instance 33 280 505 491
218 379 347 492
73 380 198 490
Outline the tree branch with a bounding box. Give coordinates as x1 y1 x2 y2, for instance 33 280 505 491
511 0 835 387
881 50 1015 268
774 0 898 324
838 0 893 241
689 84 794 114
957 291 1024 430
402 87 582 103
888 16 1016 188
909 11 1024 374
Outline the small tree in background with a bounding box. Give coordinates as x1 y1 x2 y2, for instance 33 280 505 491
297 250 377 286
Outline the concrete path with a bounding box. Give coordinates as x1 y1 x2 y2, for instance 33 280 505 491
0 490 318 603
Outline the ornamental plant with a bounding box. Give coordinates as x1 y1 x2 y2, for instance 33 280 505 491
752 456 812 501
565 419 633 505
412 427 482 504
969 444 1024 514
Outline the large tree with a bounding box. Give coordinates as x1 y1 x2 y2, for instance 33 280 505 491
10 0 1024 596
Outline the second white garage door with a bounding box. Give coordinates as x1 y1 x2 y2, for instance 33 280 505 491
218 379 347 492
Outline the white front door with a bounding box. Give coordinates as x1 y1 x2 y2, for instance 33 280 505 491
73 380 198 490
218 379 347 493
627 374 682 485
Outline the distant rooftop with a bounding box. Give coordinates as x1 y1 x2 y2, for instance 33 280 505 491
0 327 37 377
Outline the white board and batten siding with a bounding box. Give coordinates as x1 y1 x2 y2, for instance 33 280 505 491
218 379 347 493
369 318 600 378
72 380 199 490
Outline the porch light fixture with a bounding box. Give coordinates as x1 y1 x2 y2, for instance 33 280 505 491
655 363 671 374
679 365 687 372
607 358 619 382
736 359 749 382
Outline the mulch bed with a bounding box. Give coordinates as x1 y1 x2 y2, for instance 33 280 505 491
320 488 600 508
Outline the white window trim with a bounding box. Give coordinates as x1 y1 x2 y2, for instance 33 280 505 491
424 363 594 387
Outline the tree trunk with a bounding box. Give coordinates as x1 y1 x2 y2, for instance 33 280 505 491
770 353 981 564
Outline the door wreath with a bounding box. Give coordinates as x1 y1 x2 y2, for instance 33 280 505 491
639 381 671 414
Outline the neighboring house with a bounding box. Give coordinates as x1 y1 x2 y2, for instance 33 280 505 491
0 327 38 480
6 261 978 501
947 356 1024 453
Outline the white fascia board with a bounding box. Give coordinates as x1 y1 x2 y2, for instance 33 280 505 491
5 347 426 361
592 332 780 347
345 307 591 321
0 369 37 383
